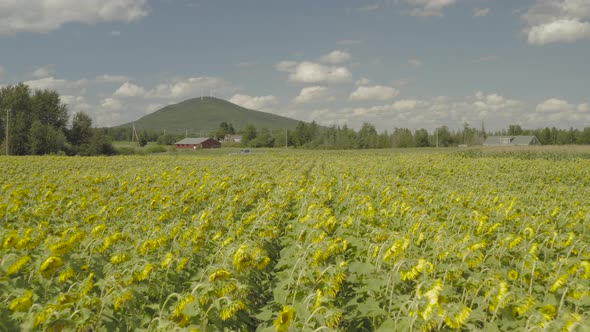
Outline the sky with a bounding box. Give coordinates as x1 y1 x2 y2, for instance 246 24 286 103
1 0 589 132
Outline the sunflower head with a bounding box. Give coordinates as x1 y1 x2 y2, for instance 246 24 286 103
274 305 295 332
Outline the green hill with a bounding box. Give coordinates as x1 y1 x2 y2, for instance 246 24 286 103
116 97 301 134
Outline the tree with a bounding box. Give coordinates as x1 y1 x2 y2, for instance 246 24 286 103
157 134 178 145
29 120 65 155
391 128 414 148
215 122 236 141
138 131 148 147
69 112 94 154
242 124 257 147
357 123 378 149
31 90 68 130
293 121 310 147
507 124 523 136
87 129 115 156
414 129 430 147
0 84 33 155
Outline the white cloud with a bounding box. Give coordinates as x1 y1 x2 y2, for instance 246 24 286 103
355 78 371 86
101 98 123 111
319 50 352 64
0 0 149 35
31 65 55 78
349 85 399 101
473 8 491 17
402 0 458 17
536 98 575 113
274 61 298 72
282 61 352 84
24 76 87 91
408 58 423 68
61 95 91 112
114 82 146 97
528 19 590 45
523 0 590 45
530 98 590 126
95 74 129 83
391 99 429 111
293 86 329 104
150 77 233 99
229 94 280 111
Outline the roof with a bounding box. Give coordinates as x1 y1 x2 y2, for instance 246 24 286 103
483 136 541 146
174 137 214 145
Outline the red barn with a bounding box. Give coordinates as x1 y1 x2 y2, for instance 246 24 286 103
174 137 221 149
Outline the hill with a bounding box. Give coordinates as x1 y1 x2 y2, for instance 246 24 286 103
116 97 301 134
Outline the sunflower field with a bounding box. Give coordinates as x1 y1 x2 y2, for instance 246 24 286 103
1 150 589 331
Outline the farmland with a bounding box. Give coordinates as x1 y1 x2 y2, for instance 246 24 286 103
1 150 589 331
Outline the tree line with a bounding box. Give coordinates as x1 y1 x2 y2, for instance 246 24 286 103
4 83 590 156
0 84 113 156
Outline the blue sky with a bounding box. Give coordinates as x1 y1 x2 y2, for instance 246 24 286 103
1 0 589 131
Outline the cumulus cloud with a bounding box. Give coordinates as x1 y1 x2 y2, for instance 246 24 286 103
523 0 590 45
229 94 280 111
150 77 233 99
349 85 399 101
536 98 575 113
0 0 149 35
24 76 87 92
95 74 129 83
355 78 371 86
274 61 298 72
293 86 329 104
114 82 146 98
101 98 123 111
308 91 527 131
530 98 590 125
61 95 91 112
473 8 491 17
401 0 458 17
31 65 55 78
528 19 590 44
408 58 423 68
276 61 352 84
319 50 352 64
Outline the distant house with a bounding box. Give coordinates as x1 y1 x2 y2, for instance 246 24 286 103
224 135 242 143
175 137 221 149
483 136 541 146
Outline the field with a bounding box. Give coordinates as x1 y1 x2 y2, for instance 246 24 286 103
1 149 589 331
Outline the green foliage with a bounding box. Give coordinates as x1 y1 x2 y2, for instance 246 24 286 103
1 150 589 331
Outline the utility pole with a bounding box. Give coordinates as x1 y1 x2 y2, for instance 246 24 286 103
285 128 288 149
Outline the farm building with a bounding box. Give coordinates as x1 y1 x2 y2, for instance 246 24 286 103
483 136 541 146
174 137 221 149
224 135 242 143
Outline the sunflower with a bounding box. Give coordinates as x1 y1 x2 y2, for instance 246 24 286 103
507 270 519 281
274 306 295 332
